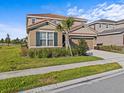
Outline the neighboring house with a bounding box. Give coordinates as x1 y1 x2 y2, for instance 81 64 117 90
89 19 124 46
27 14 97 49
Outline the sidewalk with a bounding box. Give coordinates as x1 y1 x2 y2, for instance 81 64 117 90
0 59 113 80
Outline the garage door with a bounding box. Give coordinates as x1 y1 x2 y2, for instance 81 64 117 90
85 39 94 49
71 38 94 49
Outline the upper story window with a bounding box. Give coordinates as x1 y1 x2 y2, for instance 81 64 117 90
106 24 109 28
99 24 102 28
32 18 36 24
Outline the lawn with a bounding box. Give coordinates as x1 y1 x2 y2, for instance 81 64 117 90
0 63 121 93
0 46 102 72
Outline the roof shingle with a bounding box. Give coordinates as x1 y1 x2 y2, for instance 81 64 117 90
98 28 124 35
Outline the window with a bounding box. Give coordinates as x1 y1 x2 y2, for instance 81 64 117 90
32 18 36 24
106 24 109 28
39 32 54 46
99 24 102 28
48 32 54 46
40 32 47 46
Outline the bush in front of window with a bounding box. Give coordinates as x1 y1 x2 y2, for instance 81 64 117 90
28 39 89 58
72 39 89 56
28 48 70 58
28 49 35 58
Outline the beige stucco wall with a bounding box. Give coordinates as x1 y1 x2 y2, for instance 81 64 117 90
116 24 124 29
28 31 36 47
97 34 124 46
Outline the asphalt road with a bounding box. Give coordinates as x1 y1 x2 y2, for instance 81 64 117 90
56 73 124 93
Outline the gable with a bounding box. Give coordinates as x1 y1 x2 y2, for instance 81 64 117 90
27 21 56 32
37 23 56 30
70 25 96 36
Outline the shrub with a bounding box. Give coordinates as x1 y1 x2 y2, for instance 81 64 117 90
28 49 35 58
28 48 71 58
28 39 88 58
95 45 124 53
72 39 88 56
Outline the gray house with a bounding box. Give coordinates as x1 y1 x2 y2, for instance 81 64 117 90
89 19 124 46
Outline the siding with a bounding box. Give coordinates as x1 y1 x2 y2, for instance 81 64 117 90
97 34 124 46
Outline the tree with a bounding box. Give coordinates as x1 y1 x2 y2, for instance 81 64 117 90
15 37 20 44
0 38 4 43
0 38 4 45
5 34 10 46
56 17 74 56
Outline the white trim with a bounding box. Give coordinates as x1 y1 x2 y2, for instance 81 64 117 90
46 32 47 46
39 30 56 32
29 46 62 49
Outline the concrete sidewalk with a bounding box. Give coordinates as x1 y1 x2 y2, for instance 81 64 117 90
0 60 113 80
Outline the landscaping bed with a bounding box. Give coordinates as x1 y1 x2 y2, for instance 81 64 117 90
95 45 124 53
0 46 102 72
0 63 121 93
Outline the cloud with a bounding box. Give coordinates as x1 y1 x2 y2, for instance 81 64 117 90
67 2 124 22
0 23 26 39
67 6 84 17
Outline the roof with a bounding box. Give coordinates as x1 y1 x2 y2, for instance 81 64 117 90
28 19 49 27
89 19 116 25
27 18 96 37
96 19 116 23
98 28 124 36
27 19 57 32
27 13 67 19
27 13 87 22
70 24 97 37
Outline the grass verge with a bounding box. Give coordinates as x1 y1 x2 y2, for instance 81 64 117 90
0 46 102 72
0 63 121 93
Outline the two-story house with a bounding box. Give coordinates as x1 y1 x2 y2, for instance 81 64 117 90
27 14 97 49
89 19 124 46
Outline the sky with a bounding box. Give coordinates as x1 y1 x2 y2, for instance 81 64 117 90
1 0 124 39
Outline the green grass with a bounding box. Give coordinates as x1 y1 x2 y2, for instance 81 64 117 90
0 46 102 72
0 63 121 93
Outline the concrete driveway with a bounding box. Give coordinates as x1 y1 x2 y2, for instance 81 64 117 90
89 50 124 67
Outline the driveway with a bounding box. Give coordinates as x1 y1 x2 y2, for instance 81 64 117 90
89 50 124 67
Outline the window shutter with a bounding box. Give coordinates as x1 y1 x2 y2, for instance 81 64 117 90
36 32 40 46
54 32 58 46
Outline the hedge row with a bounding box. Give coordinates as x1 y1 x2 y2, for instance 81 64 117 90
21 39 89 58
95 45 124 53
28 47 87 58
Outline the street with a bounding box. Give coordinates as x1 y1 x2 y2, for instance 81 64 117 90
55 73 124 93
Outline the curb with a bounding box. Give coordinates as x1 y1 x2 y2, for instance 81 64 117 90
19 68 124 93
